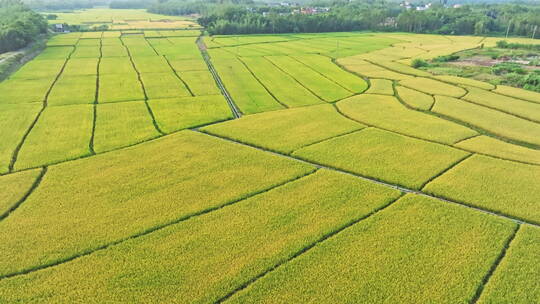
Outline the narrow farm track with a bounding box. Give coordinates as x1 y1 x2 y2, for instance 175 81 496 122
214 192 407 303
195 130 540 228
197 36 242 118
0 169 318 280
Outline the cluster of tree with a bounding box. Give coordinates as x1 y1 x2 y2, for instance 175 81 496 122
0 0 47 53
151 0 540 37
23 0 105 10
110 0 154 9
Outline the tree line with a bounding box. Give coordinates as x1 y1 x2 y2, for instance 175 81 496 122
0 0 47 53
148 0 540 37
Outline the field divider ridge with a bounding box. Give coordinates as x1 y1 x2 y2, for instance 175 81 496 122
89 34 103 155
8 43 78 172
120 36 165 136
197 36 242 118
214 192 407 303
162 55 195 97
0 169 318 281
0 167 47 222
418 153 473 190
195 129 540 228
469 224 521 304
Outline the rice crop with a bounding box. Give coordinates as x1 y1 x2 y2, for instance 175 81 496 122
149 95 233 133
132 56 171 73
463 86 540 123
94 101 160 153
0 131 314 277
71 46 101 58
202 104 364 153
400 77 466 97
494 85 540 104
210 57 284 114
292 54 368 93
0 104 41 173
48 75 96 106
99 57 135 75
337 94 477 144
432 95 540 146
15 104 94 170
423 154 540 224
0 78 53 104
228 194 516 304
433 75 495 90
99 73 145 103
395 85 434 110
0 169 41 216
240 56 323 107
477 225 540 304
140 73 191 99
62 58 98 76
180 70 219 96
265 56 352 102
9 59 65 80
293 128 470 189
455 135 540 165
365 79 394 95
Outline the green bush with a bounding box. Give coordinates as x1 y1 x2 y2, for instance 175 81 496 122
411 58 428 68
433 54 460 62
491 62 526 75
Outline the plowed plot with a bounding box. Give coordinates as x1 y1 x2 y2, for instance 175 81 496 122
265 56 352 102
15 105 93 170
292 54 367 93
0 104 41 173
455 136 540 165
141 73 191 99
293 128 469 189
432 96 540 146
424 155 540 224
149 96 233 133
94 101 160 153
365 79 393 95
180 70 219 96
0 169 41 216
463 87 540 123
0 131 314 278
48 75 96 105
395 85 434 110
494 85 540 104
400 77 466 97
337 95 477 144
99 73 145 103
0 169 403 303
210 57 283 114
227 194 516 304
240 57 322 107
0 78 53 104
478 225 540 303
202 104 364 153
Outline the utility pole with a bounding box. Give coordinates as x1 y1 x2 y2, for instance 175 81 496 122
533 25 538 40
505 20 512 39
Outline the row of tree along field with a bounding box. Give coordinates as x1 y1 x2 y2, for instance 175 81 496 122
0 0 47 53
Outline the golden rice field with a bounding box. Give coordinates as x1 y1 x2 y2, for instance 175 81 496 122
0 18 539 303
